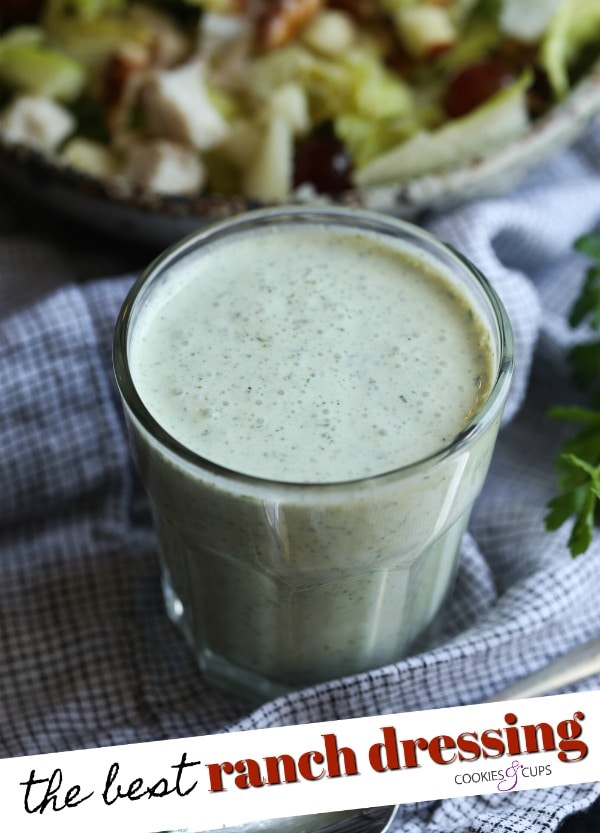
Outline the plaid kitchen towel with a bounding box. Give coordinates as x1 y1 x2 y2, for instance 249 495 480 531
1 122 600 833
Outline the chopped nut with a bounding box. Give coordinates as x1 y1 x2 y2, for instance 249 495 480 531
102 42 151 135
326 0 378 24
255 0 324 51
129 3 192 67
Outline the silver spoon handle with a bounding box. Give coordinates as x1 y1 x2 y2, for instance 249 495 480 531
484 633 600 702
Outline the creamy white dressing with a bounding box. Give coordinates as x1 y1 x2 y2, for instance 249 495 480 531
130 224 493 483
119 216 511 696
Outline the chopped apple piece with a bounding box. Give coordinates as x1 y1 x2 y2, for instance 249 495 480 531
243 111 292 201
61 136 120 178
394 5 457 59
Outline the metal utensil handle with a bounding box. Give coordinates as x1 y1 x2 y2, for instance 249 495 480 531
485 633 600 702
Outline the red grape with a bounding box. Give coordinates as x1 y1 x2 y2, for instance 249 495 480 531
293 134 353 195
443 60 517 119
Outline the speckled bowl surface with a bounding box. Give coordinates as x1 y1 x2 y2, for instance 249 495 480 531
1 61 600 251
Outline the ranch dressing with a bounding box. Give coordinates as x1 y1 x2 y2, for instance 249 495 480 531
117 211 512 698
130 224 493 483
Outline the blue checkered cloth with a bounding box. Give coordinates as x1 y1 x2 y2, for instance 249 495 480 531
1 122 600 833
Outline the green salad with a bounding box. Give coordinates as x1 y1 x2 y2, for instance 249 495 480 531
0 0 599 200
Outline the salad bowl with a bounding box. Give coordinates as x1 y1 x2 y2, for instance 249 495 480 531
1 0 600 248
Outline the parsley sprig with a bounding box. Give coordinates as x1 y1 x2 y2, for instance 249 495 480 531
545 234 600 557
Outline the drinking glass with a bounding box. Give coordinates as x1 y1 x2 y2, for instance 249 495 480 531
113 207 514 702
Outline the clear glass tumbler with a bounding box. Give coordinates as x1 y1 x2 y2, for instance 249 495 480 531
113 207 514 702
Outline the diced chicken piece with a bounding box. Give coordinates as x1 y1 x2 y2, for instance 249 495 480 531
0 94 75 151
120 138 205 195
500 0 563 43
199 12 252 60
394 5 456 59
198 12 254 88
61 137 120 179
140 60 229 151
198 12 254 89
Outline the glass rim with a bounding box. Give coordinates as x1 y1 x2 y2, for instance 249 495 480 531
113 205 515 492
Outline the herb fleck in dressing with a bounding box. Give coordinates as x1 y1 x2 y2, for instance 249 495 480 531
131 225 493 483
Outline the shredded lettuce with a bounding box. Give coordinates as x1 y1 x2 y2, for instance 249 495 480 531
0 41 87 100
434 13 502 73
335 113 419 168
44 0 127 21
41 3 155 69
250 38 415 127
249 36 421 172
380 0 481 24
540 0 600 98
355 70 531 186
0 26 88 101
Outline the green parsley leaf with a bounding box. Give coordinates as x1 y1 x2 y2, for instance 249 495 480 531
545 449 600 557
546 233 600 557
568 264 600 329
574 232 600 262
568 339 600 400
